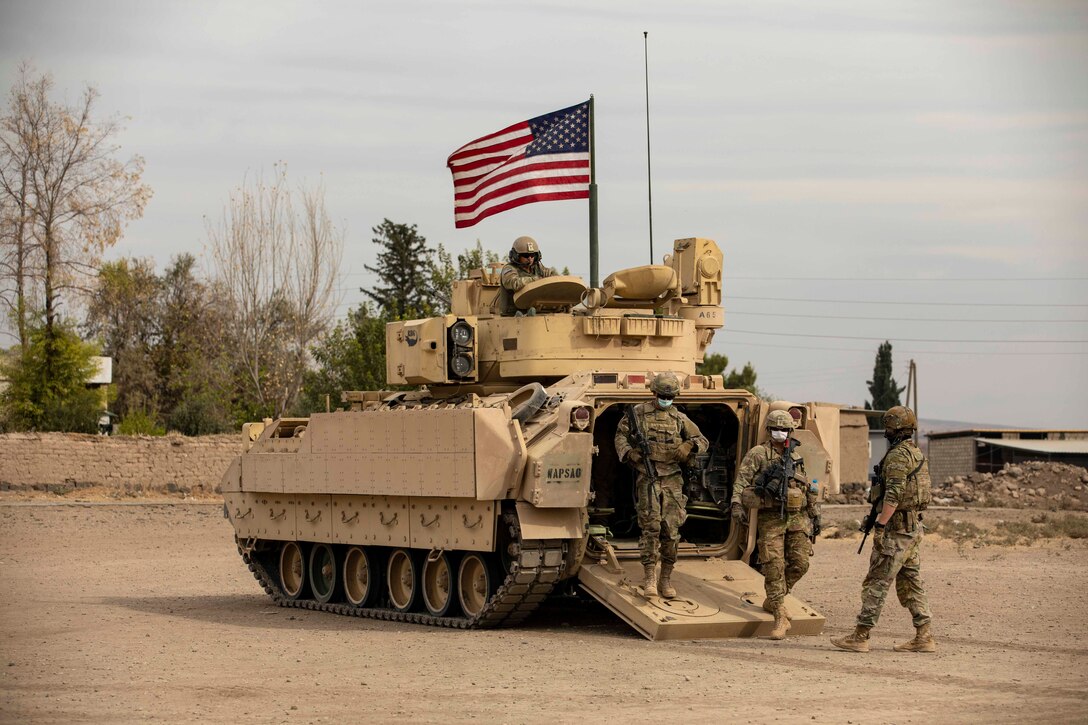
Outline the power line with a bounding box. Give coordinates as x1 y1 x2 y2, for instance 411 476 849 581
719 336 1088 356
727 310 1088 323
727 295 1088 307
725 328 1087 344
729 276 1088 282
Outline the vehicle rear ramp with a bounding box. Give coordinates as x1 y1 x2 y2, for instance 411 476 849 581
577 556 825 641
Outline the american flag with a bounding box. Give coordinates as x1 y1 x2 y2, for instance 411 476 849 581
446 101 590 229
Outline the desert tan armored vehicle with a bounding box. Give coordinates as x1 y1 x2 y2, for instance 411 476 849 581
223 237 832 639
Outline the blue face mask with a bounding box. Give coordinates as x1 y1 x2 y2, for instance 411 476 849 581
657 397 673 409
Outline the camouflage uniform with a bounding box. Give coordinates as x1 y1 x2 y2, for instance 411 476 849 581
731 442 818 610
498 262 554 316
615 401 708 566
857 439 932 629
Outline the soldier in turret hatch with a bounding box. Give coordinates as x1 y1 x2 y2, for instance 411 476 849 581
498 236 555 316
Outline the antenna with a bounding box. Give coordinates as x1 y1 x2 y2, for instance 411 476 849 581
643 31 654 264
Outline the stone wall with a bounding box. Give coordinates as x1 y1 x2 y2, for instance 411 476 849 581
0 433 241 494
928 435 976 484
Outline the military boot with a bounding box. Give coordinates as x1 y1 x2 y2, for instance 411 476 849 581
638 563 658 598
658 564 676 599
830 625 871 653
894 623 936 653
768 606 791 640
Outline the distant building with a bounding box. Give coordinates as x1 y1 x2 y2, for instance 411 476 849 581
926 429 1088 482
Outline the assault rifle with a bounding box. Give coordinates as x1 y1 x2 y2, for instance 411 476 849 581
753 438 799 520
858 464 883 554
624 405 658 494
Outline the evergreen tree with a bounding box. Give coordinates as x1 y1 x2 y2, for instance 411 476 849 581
864 340 905 428
363 219 435 319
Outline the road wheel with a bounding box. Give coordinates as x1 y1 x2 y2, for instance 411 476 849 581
343 546 380 608
457 553 494 618
308 543 340 604
422 550 459 617
279 541 306 600
386 548 420 613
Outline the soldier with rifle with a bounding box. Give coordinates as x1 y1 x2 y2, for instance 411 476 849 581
731 408 821 640
615 372 708 600
831 405 935 653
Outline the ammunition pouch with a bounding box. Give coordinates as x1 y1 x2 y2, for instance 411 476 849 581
740 487 766 510
786 486 804 512
888 509 920 534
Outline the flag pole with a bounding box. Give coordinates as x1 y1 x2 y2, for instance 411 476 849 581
589 94 599 288
644 31 653 264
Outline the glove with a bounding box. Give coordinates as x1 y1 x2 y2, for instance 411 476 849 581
627 449 643 466
674 440 695 462
731 502 746 521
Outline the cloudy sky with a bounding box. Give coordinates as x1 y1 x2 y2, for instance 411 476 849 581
2 0 1086 428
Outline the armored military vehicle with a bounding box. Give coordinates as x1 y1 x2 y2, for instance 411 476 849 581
222 237 834 639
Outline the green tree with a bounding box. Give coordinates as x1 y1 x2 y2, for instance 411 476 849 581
295 303 391 414
82 253 235 434
0 321 101 432
865 340 904 428
697 352 763 396
157 255 233 434
363 219 435 319
427 240 501 314
83 258 161 419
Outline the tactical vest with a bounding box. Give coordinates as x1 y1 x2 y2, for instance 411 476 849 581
879 442 932 512
903 456 932 512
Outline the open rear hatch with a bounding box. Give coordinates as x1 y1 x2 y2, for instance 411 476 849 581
577 556 825 641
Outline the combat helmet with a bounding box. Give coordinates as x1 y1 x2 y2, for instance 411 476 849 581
765 409 797 430
509 235 541 264
883 405 917 432
649 372 681 398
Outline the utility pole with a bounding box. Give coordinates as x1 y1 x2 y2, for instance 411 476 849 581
905 359 919 445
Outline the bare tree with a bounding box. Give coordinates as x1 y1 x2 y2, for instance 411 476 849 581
0 63 152 349
207 164 344 418
0 63 45 352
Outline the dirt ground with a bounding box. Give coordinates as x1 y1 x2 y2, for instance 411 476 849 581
2 501 1087 724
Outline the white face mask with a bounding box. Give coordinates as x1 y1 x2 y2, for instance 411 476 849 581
770 429 789 443
657 397 673 409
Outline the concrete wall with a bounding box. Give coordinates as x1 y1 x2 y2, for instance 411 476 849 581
838 411 871 485
0 433 241 493
928 436 976 484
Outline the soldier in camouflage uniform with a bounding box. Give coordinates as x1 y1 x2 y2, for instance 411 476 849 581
615 372 708 599
731 407 819 640
831 405 936 653
498 236 555 316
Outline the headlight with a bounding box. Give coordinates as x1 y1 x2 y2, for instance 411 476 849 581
450 352 475 378
449 321 473 346
570 406 592 431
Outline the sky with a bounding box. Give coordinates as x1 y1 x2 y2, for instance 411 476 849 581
1 0 1086 428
